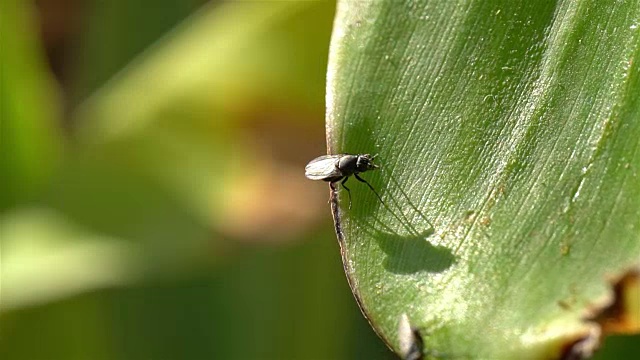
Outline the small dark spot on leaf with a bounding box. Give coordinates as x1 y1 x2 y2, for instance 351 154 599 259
558 299 572 311
463 210 475 221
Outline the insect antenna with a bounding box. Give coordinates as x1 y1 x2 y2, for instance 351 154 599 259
340 177 353 209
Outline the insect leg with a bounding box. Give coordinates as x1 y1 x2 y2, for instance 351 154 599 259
328 176 343 204
340 176 352 209
354 173 385 205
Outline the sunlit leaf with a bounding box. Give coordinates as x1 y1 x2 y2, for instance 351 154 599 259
327 0 640 358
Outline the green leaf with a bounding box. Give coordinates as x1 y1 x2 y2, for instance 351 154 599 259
327 0 640 359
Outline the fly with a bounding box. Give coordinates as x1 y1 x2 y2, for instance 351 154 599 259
305 153 382 208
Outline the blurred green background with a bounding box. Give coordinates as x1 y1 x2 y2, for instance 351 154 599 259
1 1 394 359
1 1 637 359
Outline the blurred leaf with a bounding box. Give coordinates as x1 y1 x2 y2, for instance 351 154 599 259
327 0 640 358
0 227 394 360
0 1 63 211
64 0 334 226
1 200 221 311
70 0 203 104
0 208 136 311
592 334 640 360
2 0 335 311
73 0 333 141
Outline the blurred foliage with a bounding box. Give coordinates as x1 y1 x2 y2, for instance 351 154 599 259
0 0 63 210
1 0 392 359
1 226 393 360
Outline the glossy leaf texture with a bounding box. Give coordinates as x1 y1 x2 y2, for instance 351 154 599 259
326 0 640 359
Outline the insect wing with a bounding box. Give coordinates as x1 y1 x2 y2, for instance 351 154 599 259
305 155 342 180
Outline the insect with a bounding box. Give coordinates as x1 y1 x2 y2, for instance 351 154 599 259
305 153 382 208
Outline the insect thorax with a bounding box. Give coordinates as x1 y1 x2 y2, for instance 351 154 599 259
338 155 359 175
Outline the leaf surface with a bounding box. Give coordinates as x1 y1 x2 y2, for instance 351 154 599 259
327 1 640 358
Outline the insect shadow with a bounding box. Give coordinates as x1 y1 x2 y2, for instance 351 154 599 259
364 226 455 275
363 171 456 275
314 152 457 275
